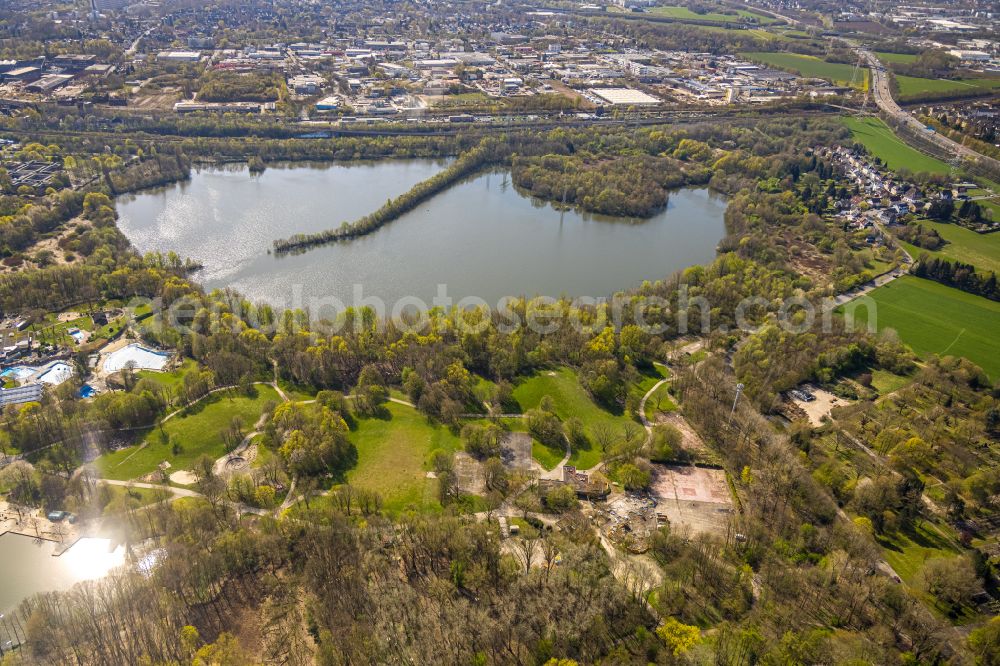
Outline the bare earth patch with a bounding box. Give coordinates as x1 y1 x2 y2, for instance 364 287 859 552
792 386 851 426
453 452 486 495
649 465 734 537
656 412 709 456
168 470 198 485
501 432 534 471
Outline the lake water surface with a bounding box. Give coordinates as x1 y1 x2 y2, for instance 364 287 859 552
117 161 728 309
0 533 125 614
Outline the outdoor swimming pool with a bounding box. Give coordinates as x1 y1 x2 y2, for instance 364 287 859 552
0 367 34 381
102 343 172 373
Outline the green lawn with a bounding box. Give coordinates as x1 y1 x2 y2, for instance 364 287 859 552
896 75 1000 100
94 385 280 481
842 117 951 175
870 369 913 396
532 440 567 471
842 276 1000 379
979 199 1000 222
897 219 1000 275
650 6 777 24
513 367 637 469
276 379 317 402
877 521 961 584
97 484 171 516
741 52 867 89
136 359 198 391
630 364 669 402
347 401 462 514
643 382 677 423
28 311 101 347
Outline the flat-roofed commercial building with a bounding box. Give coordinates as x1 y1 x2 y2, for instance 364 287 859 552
588 87 661 105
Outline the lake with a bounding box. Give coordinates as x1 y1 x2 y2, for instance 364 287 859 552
116 161 728 310
0 533 125 614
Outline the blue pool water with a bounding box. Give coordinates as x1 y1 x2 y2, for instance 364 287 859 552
79 384 96 398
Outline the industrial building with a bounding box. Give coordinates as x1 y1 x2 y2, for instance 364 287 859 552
588 87 661 106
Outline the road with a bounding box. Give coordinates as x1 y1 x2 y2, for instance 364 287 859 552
857 48 985 163
126 26 156 57
828 210 914 308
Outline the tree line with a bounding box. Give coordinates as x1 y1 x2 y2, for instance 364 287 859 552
272 137 507 252
912 254 1000 301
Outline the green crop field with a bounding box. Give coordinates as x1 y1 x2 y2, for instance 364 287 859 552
513 367 637 470
897 219 1000 275
95 385 280 481
688 24 789 42
741 52 867 89
347 401 462 513
649 6 777 24
895 75 1000 100
875 52 918 64
842 276 1000 379
841 117 951 174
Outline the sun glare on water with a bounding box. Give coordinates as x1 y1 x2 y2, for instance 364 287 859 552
61 538 126 582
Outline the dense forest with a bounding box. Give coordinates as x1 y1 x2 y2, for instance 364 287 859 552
511 150 713 218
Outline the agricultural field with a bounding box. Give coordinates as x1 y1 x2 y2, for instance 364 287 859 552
94 385 281 481
841 117 951 175
843 276 1000 379
346 401 462 513
896 219 1000 275
649 6 777 24
688 24 790 42
512 367 639 470
741 52 867 89
875 52 919 64
895 75 1000 100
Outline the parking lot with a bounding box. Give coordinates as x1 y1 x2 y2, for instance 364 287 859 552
790 386 850 426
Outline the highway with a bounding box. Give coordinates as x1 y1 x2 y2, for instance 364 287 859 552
858 48 983 163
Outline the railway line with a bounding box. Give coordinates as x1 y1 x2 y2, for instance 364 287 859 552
1 106 842 144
